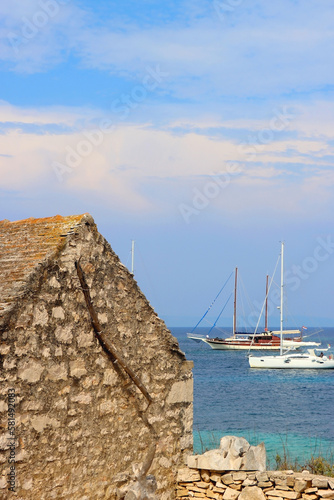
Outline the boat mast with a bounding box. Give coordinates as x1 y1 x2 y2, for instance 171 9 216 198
280 242 284 356
233 267 237 337
131 240 135 275
265 274 269 331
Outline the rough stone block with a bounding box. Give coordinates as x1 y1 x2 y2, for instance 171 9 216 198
224 486 241 500
239 486 267 500
70 360 87 378
255 471 269 482
258 482 273 488
167 379 193 404
200 470 211 483
313 478 329 489
207 491 222 499
0 401 7 413
47 363 68 381
317 492 334 499
52 306 65 319
177 487 189 497
18 359 44 383
99 400 114 415
177 468 201 482
211 474 223 483
233 472 247 481
243 479 257 486
30 416 60 433
103 369 118 386
71 392 91 405
222 474 234 485
33 306 49 326
294 480 308 493
55 325 73 344
77 331 94 348
266 489 301 499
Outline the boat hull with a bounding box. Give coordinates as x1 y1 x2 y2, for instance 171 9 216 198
283 340 321 347
187 333 319 351
203 339 280 350
249 354 334 369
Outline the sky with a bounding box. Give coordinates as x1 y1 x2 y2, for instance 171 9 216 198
0 0 333 328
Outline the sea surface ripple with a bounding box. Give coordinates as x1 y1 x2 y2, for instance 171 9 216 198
171 326 334 466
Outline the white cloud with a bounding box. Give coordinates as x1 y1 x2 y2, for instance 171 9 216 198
0 99 333 219
0 100 96 127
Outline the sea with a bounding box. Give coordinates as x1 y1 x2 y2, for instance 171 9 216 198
170 326 334 468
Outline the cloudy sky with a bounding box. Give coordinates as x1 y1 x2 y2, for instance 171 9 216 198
1 0 333 327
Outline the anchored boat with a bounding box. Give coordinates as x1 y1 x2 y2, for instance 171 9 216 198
248 242 334 369
187 268 318 351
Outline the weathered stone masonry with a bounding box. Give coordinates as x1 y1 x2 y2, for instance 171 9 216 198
176 468 334 500
0 214 193 499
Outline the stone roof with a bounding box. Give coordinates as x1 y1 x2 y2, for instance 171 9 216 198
0 214 91 317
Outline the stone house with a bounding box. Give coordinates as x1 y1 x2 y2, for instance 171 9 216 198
0 214 193 499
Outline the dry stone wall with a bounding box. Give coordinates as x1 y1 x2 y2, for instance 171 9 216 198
0 215 193 499
176 468 334 500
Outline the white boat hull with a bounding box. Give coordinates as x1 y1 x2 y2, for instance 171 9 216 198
283 340 321 348
249 353 334 369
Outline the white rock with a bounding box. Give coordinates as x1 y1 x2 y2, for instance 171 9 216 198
187 436 266 472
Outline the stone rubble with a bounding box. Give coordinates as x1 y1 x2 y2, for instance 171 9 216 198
176 468 334 500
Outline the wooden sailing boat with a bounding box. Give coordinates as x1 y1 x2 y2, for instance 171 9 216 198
188 268 290 351
248 242 334 369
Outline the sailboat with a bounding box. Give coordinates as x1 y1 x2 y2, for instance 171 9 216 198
188 269 300 351
257 274 321 349
248 242 334 369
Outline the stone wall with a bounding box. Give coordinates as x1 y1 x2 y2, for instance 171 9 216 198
0 215 193 499
176 467 334 500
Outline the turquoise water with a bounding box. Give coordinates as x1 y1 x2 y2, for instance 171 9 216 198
171 327 334 466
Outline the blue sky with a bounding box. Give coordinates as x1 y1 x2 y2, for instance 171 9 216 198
0 0 334 327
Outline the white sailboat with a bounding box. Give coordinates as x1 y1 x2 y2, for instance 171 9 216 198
248 242 334 369
254 274 320 349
